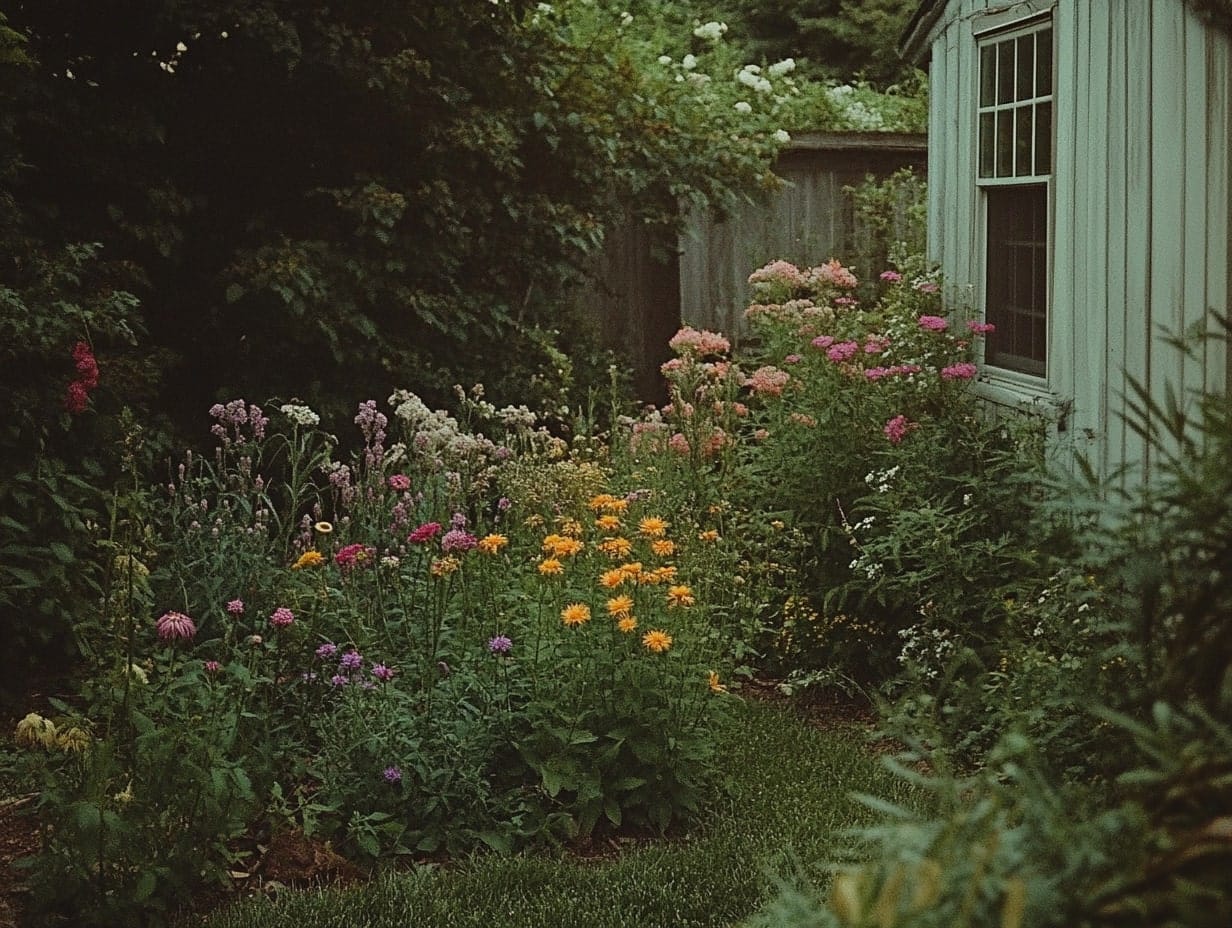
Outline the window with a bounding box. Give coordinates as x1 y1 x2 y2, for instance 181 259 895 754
977 21 1052 378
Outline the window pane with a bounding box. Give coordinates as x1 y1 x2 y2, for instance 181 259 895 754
985 185 1048 376
996 109 1014 177
1034 102 1052 174
1017 35 1035 100
979 112 995 177
1036 28 1053 96
997 40 1015 104
980 44 996 107
1016 105 1034 175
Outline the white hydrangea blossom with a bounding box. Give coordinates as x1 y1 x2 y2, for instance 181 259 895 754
768 58 796 77
681 53 697 70
734 101 752 114
657 54 672 65
772 129 791 143
737 66 772 94
692 20 727 41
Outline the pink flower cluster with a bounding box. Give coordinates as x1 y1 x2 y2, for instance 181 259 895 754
940 362 978 381
825 341 860 363
879 270 902 282
388 474 411 491
408 522 442 544
745 365 791 396
966 320 996 335
809 258 858 290
864 364 922 381
883 415 918 445
65 341 100 414
748 259 807 289
668 326 731 357
918 315 950 332
209 400 269 444
270 606 295 629
335 543 376 571
441 529 478 553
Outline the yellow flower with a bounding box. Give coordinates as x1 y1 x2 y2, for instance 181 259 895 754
708 671 726 693
431 556 461 577
477 533 509 555
603 498 629 513
538 557 565 576
666 584 695 608
112 782 134 805
645 565 677 585
650 539 676 557
561 603 592 627
599 568 626 589
642 629 673 653
638 516 669 538
524 514 545 528
698 529 720 543
606 595 634 617
14 713 57 748
542 534 583 558
617 616 639 633
588 493 617 511
598 537 633 559
56 726 91 753
595 514 622 533
558 518 584 538
618 561 644 581
292 549 325 570
770 519 785 530
314 521 334 535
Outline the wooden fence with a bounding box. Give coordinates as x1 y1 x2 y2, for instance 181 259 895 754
582 132 928 402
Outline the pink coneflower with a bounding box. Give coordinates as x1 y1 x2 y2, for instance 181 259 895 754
270 606 295 628
156 611 197 642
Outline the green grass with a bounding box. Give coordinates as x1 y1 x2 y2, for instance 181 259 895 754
198 698 912 928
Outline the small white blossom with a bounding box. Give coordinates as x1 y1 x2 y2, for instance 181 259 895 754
772 129 791 144
734 101 752 114
693 20 727 41
657 54 672 65
620 11 633 26
768 58 796 77
176 41 188 52
682 53 697 70
280 404 320 427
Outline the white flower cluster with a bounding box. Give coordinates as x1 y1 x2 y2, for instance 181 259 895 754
896 625 956 679
863 465 901 494
772 129 791 144
768 58 796 77
692 20 727 41
826 85 888 131
737 64 772 94
279 404 320 427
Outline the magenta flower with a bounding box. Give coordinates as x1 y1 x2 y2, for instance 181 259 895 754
156 611 197 642
879 270 902 282
826 341 860 363
316 642 339 660
441 529 478 554
488 635 513 655
335 543 376 571
388 474 411 491
330 674 349 687
339 650 363 672
383 766 402 784
883 415 917 445
941 362 979 381
270 606 295 628
811 335 835 349
204 660 222 674
371 664 395 682
225 599 245 615
408 522 442 544
966 320 996 335
918 315 949 332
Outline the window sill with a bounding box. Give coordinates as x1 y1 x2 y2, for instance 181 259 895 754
973 368 1065 419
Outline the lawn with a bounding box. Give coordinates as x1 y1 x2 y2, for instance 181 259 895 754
196 697 911 928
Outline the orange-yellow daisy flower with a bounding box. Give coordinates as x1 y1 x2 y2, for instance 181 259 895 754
558 518 584 538
708 671 726 693
645 566 677 585
292 550 325 570
542 534 583 558
477 533 509 555
603 498 629 513
650 539 676 557
561 603 591 627
638 516 669 538
617 616 639 634
589 493 618 511
606 595 634 617
598 537 633 559
538 557 565 576
698 529 720 543
431 556 461 577
642 629 673 653
595 514 622 533
666 584 695 608
599 568 626 589
618 562 644 581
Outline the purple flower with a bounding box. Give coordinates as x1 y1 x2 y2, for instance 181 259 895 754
371 663 395 682
316 642 339 660
156 611 197 642
330 674 349 687
450 512 469 530
340 650 363 672
497 497 512 512
488 635 513 655
270 606 295 628
204 660 222 674
226 599 245 615
383 766 402 784
441 529 478 554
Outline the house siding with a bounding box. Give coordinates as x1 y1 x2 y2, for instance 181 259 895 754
921 0 1231 481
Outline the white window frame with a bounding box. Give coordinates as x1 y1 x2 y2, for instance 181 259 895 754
973 14 1056 400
